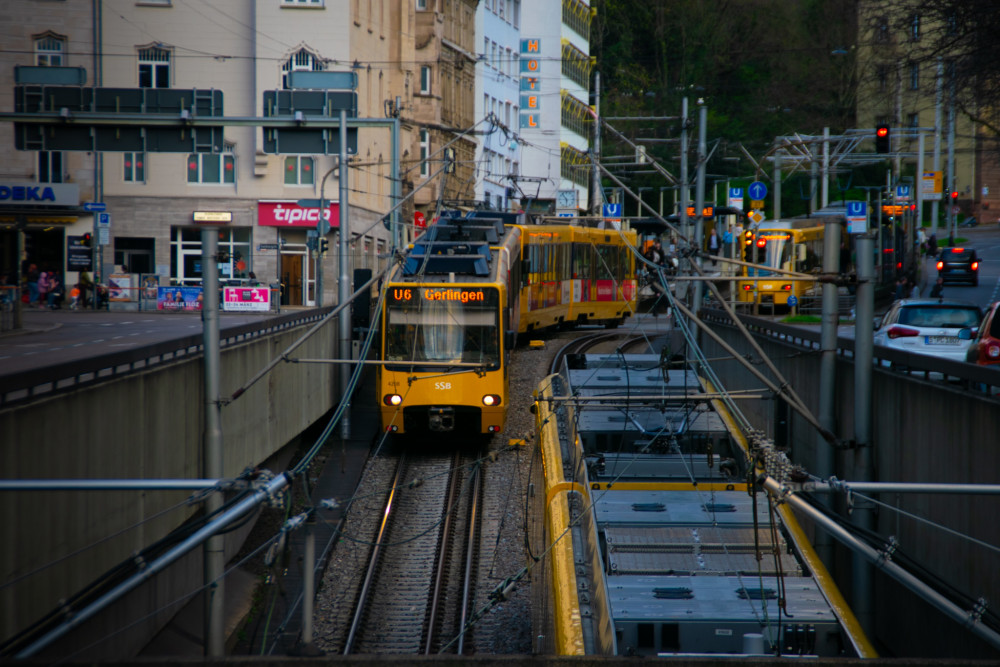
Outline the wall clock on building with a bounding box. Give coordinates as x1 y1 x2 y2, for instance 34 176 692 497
556 189 578 209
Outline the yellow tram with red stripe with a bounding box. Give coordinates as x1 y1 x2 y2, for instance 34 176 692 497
377 212 637 437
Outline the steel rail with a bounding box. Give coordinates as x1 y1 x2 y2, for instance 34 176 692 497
425 451 464 654
343 454 406 655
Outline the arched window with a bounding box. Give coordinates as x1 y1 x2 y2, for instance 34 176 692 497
35 34 65 66
282 49 325 89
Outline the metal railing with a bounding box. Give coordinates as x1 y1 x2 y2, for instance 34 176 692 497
700 308 1000 397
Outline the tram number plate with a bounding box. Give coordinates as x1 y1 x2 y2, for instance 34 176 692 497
926 336 958 345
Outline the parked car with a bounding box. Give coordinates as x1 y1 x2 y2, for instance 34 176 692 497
874 299 983 362
964 301 1000 366
936 247 979 286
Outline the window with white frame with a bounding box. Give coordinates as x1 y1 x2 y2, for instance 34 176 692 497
284 156 314 185
512 0 520 28
138 47 170 88
283 0 323 5
188 143 235 184
419 129 430 178
35 34 65 66
124 152 145 183
38 151 62 183
282 48 324 89
420 65 431 94
416 0 427 9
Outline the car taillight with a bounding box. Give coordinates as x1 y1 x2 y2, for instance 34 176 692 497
972 261 979 270
781 284 792 291
936 261 943 270
887 325 921 339
951 247 964 253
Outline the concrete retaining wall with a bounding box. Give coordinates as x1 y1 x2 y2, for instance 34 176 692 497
0 319 340 659
701 313 1000 659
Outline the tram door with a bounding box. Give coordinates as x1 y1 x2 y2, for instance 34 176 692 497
281 253 306 306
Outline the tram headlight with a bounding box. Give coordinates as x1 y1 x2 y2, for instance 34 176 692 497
482 394 502 407
383 394 403 406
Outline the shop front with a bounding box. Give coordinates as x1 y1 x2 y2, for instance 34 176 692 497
0 181 82 292
257 200 338 307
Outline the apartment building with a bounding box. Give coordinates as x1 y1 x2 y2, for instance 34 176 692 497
474 0 522 211
0 0 96 287
411 0 479 222
856 6 997 224
2 1 410 308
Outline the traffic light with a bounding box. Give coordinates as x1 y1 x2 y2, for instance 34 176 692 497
875 125 890 154
82 232 92 247
951 190 958 201
319 238 329 255
744 230 754 261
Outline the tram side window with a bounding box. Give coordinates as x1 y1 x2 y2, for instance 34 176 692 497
572 242 590 279
596 245 614 280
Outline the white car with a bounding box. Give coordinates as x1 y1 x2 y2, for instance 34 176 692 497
873 299 983 362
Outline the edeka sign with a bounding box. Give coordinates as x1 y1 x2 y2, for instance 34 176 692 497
0 182 79 206
257 200 340 228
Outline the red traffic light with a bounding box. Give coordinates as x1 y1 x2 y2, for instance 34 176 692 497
81 233 92 247
876 126 889 138
951 190 958 199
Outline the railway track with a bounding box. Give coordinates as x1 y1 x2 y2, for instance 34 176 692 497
317 447 483 655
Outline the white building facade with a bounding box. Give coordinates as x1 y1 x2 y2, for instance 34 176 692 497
517 0 594 214
474 0 522 211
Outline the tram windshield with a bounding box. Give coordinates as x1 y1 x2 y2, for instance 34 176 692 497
384 286 500 370
747 231 792 277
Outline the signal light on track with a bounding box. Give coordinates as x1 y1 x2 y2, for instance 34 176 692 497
756 238 767 248
875 124 890 153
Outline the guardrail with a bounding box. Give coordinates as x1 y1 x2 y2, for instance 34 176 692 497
0 307 334 408
700 308 1000 397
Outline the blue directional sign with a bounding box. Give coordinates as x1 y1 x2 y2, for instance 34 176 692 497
603 203 622 218
787 295 798 307
83 202 106 212
846 200 868 234
748 181 768 200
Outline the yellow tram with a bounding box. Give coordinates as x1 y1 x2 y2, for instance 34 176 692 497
377 212 637 437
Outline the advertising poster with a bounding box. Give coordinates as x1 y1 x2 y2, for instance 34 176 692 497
223 286 271 312
108 273 133 302
157 286 204 311
141 274 160 300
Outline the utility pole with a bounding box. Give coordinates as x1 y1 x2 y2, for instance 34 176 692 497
933 58 943 237
853 228 876 637
338 109 351 440
693 102 707 316
590 72 601 214
679 98 689 285
947 70 957 244
201 229 224 657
